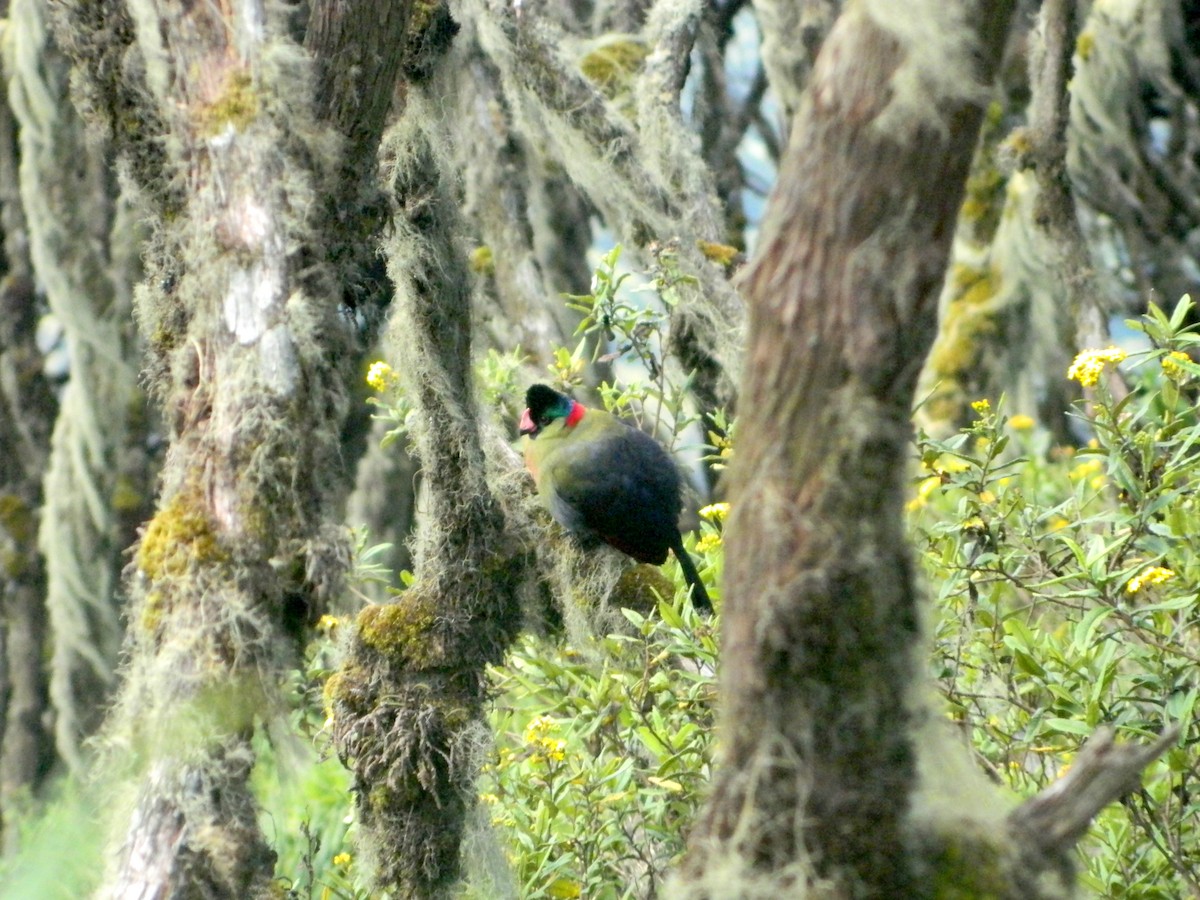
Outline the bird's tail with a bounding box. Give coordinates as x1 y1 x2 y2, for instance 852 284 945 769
671 533 713 615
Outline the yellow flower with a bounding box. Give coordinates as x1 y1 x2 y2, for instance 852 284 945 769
539 737 567 763
694 533 721 553
333 853 352 867
1047 515 1070 531
978 490 996 504
1068 458 1103 481
316 614 340 634
906 475 942 512
971 398 991 414
366 360 398 391
523 715 556 744
698 502 730 522
931 456 971 475
1008 414 1036 430
1126 566 1175 594
1067 346 1126 387
1162 350 1193 383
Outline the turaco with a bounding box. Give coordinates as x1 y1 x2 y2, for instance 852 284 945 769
518 384 713 614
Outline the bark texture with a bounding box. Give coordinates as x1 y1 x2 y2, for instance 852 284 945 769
682 2 1016 895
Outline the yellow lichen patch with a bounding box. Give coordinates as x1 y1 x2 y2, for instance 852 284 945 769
196 69 259 136
696 240 739 268
140 590 165 633
136 490 227 580
1076 31 1095 62
960 164 1005 230
469 246 495 275
356 594 442 668
579 40 649 97
926 266 1001 378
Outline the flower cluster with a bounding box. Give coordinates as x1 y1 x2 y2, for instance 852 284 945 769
1161 350 1193 384
1126 565 1176 595
524 715 567 763
365 360 399 392
1067 346 1127 387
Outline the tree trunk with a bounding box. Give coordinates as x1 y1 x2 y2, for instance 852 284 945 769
682 2 1015 894
8 0 144 771
49 0 412 894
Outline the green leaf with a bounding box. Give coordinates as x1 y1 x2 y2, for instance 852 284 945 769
1044 717 1094 736
1072 605 1115 652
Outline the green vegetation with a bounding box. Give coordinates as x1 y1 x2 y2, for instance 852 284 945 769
266 284 1197 896
12 273 1197 897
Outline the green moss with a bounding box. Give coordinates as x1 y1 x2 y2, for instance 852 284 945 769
0 493 35 545
1 548 25 579
1076 31 1095 62
612 564 675 615
322 664 373 717
141 590 165 634
195 70 259 136
960 165 1005 230
697 240 739 269
469 245 495 275
579 40 649 98
136 489 227 580
111 475 144 513
357 595 442 668
927 267 1002 378
929 830 1009 899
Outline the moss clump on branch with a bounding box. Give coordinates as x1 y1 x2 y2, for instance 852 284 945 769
926 265 1002 381
696 240 740 269
579 39 649 99
195 69 260 136
611 563 676 615
356 594 443 669
135 489 228 581
468 245 494 275
0 493 36 546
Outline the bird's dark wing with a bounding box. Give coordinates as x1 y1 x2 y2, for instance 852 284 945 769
547 426 682 565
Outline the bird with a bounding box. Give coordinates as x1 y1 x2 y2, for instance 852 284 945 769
518 383 713 614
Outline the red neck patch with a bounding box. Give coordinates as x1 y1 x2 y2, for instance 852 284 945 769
566 401 586 428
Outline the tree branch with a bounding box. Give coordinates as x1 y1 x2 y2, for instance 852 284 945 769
1010 724 1180 861
1025 0 1114 358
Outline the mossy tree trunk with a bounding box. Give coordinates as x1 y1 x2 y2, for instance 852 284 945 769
48 0 413 894
680 2 1017 895
6 0 149 775
327 44 529 896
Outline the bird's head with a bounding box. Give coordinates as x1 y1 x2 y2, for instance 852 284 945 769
519 384 584 437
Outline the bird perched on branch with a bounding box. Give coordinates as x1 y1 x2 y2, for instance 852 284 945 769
518 384 713 614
